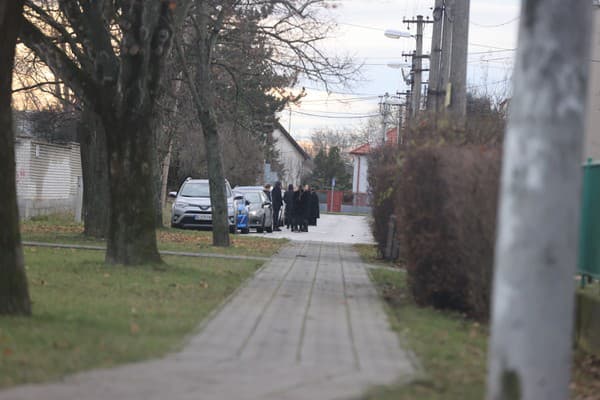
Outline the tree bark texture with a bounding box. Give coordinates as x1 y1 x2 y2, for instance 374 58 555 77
0 0 31 315
486 1 592 399
103 114 162 265
200 107 230 247
78 108 109 238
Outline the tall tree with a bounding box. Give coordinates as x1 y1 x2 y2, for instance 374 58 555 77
310 146 351 190
0 0 31 315
20 0 192 264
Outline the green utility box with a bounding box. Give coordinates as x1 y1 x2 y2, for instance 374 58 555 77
578 161 600 284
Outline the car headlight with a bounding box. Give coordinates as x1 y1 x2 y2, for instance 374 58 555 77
175 201 189 208
249 210 258 216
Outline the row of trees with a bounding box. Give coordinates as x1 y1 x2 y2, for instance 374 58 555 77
1 0 356 315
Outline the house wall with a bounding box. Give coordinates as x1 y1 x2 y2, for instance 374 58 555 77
15 137 83 219
585 4 600 161
272 127 310 187
352 154 369 194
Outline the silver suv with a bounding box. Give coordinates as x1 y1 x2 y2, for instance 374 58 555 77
169 178 236 231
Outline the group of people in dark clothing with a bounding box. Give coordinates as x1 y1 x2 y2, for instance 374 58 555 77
267 182 320 232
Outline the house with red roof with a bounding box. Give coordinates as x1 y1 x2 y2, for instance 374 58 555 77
348 127 398 206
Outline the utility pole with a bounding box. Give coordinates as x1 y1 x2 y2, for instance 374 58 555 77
447 0 470 122
403 15 432 119
379 93 391 144
427 0 444 113
439 0 453 112
486 1 592 399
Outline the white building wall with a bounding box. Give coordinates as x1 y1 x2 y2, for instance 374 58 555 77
352 154 369 194
272 127 309 187
15 138 82 219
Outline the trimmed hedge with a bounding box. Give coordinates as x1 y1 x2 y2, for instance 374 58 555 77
367 145 402 257
398 146 501 320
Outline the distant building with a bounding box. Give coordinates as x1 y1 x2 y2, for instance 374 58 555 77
14 111 82 219
270 122 312 186
348 128 398 206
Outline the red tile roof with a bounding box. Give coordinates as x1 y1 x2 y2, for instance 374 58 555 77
349 127 398 155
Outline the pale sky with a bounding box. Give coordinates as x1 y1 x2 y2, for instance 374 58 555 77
279 0 521 140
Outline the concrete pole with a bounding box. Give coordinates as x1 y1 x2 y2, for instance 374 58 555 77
486 0 592 399
411 15 424 118
447 0 469 122
439 0 453 113
427 0 444 112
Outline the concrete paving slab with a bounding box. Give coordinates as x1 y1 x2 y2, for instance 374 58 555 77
0 241 414 400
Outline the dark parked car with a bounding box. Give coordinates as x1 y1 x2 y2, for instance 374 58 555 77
233 188 273 233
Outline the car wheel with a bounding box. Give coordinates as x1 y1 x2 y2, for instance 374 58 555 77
257 216 265 233
229 225 236 234
242 228 250 234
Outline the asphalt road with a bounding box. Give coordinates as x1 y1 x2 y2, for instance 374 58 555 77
248 213 376 244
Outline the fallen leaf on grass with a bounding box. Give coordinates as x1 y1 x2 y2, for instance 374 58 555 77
3 348 13 357
53 340 70 350
199 281 209 289
130 323 140 335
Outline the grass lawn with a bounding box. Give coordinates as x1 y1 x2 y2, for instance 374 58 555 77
0 246 266 388
20 214 287 257
364 255 599 400
365 268 488 400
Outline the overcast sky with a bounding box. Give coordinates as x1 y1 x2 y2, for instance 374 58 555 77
279 0 521 140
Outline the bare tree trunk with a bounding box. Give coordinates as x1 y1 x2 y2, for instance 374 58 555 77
104 115 162 265
0 0 31 316
160 140 173 213
175 2 231 247
78 108 109 238
486 1 592 399
199 107 230 247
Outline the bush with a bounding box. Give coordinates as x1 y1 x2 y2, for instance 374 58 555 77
367 144 403 257
398 146 501 320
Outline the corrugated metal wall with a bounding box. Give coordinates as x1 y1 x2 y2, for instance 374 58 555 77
15 137 82 218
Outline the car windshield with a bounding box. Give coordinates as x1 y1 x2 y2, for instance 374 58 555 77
244 192 262 204
180 182 210 197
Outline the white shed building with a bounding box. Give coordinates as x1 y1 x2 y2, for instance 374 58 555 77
15 136 83 219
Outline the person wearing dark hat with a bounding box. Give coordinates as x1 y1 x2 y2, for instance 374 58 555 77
272 182 283 231
284 184 295 229
308 187 320 226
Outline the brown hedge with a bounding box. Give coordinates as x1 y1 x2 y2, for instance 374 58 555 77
398 145 502 320
367 145 402 257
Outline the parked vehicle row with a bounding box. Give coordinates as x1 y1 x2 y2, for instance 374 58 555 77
168 179 275 234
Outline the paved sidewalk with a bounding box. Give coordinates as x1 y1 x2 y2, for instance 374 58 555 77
0 242 414 400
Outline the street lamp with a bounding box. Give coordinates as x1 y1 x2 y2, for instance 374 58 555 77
384 29 412 39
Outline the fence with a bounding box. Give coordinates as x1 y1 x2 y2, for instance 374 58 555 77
315 190 372 214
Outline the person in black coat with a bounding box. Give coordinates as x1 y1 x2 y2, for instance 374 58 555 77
308 188 320 226
283 184 294 229
292 186 307 232
298 186 310 232
271 181 283 231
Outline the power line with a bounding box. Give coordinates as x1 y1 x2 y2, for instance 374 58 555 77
471 17 519 28
469 42 515 51
469 48 516 56
467 78 512 90
289 110 380 119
